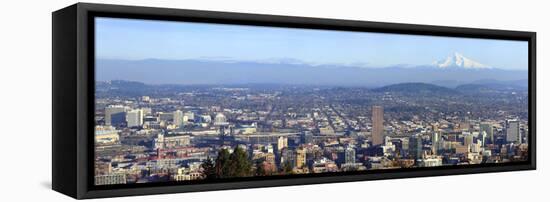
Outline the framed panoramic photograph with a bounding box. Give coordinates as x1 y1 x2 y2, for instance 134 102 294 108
52 3 536 199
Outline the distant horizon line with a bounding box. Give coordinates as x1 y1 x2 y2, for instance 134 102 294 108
95 56 528 71
95 79 528 88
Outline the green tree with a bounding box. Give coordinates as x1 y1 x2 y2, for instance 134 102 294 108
227 146 252 177
200 157 216 180
215 149 231 178
202 146 253 179
280 162 293 174
255 162 266 176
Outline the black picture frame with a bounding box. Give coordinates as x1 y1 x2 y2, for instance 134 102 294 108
52 3 536 199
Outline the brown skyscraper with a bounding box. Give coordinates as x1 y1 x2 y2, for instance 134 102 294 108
372 106 384 146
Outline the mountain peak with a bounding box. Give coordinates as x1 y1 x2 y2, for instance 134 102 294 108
432 52 491 69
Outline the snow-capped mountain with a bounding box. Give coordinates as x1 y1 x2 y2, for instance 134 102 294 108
432 52 491 69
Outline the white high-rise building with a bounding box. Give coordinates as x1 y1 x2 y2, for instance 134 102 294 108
481 131 487 146
432 132 440 143
463 132 474 146
173 110 184 127
105 105 128 126
480 123 494 143
506 119 520 143
126 109 143 127
277 136 288 151
431 132 440 155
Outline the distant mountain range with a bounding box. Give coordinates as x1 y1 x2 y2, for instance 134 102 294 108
372 82 460 95
96 54 527 87
97 80 527 98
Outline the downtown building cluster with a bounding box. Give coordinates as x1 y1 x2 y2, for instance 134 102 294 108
94 83 529 185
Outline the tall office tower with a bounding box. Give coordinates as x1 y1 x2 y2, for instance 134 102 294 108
480 123 494 143
173 110 184 127
371 106 384 146
480 131 487 146
464 133 474 146
345 146 356 164
296 147 306 168
431 132 440 155
105 105 127 126
432 132 440 143
506 119 520 143
401 138 409 151
410 134 423 161
280 148 296 169
277 136 288 151
126 109 143 128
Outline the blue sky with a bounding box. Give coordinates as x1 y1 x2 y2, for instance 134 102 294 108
96 17 528 70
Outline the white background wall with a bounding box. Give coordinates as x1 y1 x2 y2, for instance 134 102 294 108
0 0 546 201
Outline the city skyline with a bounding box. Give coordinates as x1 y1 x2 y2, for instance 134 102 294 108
94 81 529 185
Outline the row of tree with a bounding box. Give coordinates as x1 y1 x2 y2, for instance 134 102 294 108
201 146 253 179
200 146 295 180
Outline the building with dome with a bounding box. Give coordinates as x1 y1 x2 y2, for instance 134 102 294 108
214 113 229 126
213 113 234 145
